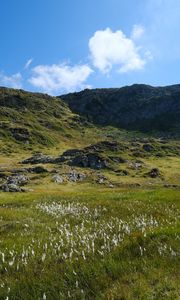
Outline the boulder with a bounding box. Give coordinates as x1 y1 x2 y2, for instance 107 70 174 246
1 183 22 192
109 184 114 188
52 174 64 184
143 144 154 152
148 168 161 178
67 171 86 182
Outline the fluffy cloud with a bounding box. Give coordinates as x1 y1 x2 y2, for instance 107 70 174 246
131 25 145 40
29 63 93 94
0 72 22 89
89 28 146 73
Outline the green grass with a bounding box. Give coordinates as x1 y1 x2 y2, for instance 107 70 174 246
0 188 179 299
0 87 179 299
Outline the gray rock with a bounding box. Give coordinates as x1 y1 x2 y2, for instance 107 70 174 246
129 161 143 170
52 174 64 184
6 174 28 185
70 153 109 169
22 153 55 164
109 184 114 188
97 174 107 184
98 178 105 184
1 183 22 192
143 144 154 152
67 171 86 182
148 168 161 178
1 173 29 192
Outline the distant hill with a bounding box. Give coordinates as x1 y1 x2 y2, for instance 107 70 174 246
60 84 180 133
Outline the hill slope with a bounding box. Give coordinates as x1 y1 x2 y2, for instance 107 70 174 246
60 84 180 133
0 87 94 154
0 86 179 299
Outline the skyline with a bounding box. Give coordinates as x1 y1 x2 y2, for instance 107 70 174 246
0 0 180 95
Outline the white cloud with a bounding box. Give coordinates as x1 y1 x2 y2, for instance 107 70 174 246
131 25 145 40
0 72 23 89
29 63 93 94
89 27 147 73
24 58 33 69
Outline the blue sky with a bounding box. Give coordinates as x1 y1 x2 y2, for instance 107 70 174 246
0 0 180 95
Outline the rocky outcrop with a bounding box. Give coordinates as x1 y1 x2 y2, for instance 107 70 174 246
1 174 29 192
56 141 122 169
1 184 22 192
22 153 55 164
70 153 109 169
66 170 86 182
21 141 123 170
10 127 30 142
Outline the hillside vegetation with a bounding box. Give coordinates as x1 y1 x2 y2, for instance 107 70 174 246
0 85 179 299
61 84 180 133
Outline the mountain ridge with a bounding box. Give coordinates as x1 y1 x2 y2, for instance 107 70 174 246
0 84 180 155
60 83 180 133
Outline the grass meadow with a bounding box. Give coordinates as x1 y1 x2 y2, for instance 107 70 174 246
0 187 179 299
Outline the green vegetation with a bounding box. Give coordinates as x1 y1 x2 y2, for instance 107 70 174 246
0 86 179 299
61 84 180 133
0 188 179 299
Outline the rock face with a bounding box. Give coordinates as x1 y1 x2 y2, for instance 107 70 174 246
60 84 180 133
22 153 55 164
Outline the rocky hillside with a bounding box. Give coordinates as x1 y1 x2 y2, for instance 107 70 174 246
0 87 92 153
0 84 180 155
60 84 180 133
0 86 179 192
